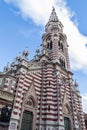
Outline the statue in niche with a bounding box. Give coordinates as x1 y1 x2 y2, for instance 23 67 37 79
0 105 12 123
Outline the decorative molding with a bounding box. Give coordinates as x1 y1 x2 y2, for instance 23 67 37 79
0 89 14 102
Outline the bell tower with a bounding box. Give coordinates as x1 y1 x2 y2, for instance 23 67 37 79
42 7 70 70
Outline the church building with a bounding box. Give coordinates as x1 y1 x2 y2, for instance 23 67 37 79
0 8 86 130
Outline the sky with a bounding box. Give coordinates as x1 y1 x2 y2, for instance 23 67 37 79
0 0 87 113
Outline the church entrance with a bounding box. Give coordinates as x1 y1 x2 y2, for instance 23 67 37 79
21 110 33 130
64 117 70 130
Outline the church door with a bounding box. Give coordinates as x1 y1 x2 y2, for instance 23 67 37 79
64 117 70 130
21 110 33 130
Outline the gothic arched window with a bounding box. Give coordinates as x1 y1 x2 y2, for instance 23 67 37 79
61 43 63 51
47 43 49 49
58 41 64 52
59 57 66 68
58 41 60 47
50 41 52 50
47 41 52 50
63 59 65 68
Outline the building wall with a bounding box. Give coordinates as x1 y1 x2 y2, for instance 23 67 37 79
0 7 86 130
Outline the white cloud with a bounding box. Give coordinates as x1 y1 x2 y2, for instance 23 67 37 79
4 0 87 71
82 94 87 113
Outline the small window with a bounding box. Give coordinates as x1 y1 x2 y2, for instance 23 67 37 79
49 81 50 86
27 97 34 107
48 105 50 111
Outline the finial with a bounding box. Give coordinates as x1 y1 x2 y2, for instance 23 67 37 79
49 7 59 22
52 6 55 11
42 44 47 55
16 52 22 63
74 79 79 91
22 47 29 60
36 48 40 55
74 79 78 87
3 62 9 72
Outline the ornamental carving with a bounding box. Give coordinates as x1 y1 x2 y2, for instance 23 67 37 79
0 90 14 102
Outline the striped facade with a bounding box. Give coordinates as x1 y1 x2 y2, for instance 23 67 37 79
0 7 86 130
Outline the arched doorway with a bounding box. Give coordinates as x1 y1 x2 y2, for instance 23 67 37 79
64 117 71 130
21 110 33 130
63 103 72 130
20 95 37 130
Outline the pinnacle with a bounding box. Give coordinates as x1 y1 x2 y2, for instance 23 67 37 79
49 7 59 22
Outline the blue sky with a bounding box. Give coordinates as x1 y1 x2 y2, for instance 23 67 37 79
0 0 87 112
66 0 87 35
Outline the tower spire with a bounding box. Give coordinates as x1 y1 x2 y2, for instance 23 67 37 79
49 7 59 22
